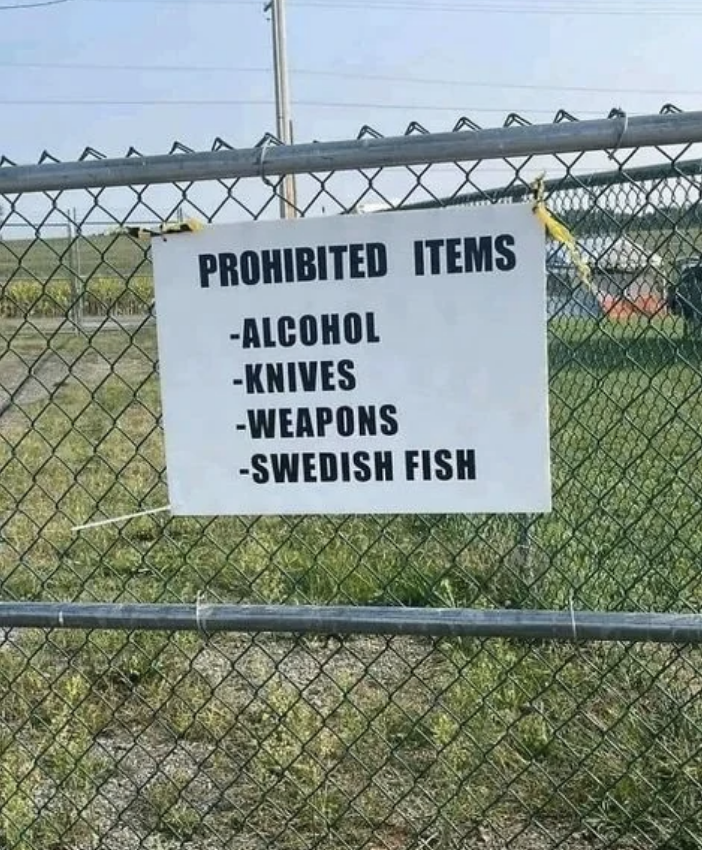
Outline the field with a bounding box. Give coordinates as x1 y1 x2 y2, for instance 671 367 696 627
0 231 152 320
1 311 701 849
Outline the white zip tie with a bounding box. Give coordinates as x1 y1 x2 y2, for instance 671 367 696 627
569 591 578 642
72 505 170 532
195 592 208 637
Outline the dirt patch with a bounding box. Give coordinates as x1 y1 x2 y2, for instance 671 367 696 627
0 330 154 430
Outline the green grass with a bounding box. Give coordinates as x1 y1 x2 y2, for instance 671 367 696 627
1 314 702 848
0 233 150 283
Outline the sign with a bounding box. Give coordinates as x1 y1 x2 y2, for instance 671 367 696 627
151 203 551 516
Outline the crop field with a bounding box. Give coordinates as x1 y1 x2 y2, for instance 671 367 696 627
0 233 152 319
1 313 701 849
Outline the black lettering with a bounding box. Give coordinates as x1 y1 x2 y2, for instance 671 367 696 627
354 451 372 482
302 453 318 482
379 404 399 436
240 250 261 285
319 453 337 482
337 360 356 391
349 243 365 278
374 451 394 481
319 361 335 391
320 313 340 345
413 240 425 276
367 243 388 278
336 406 354 437
277 315 296 347
283 248 295 282
316 245 328 281
328 244 349 279
446 238 462 274
267 363 286 393
198 254 217 288
271 453 300 482
463 236 493 273
366 312 381 344
421 449 432 480
261 249 283 284
219 252 238 287
425 239 444 275
297 408 315 438
244 361 356 394
285 362 298 393
315 407 334 436
495 233 517 271
247 409 276 439
245 364 264 394
343 313 363 344
295 247 317 282
261 318 275 348
279 408 294 438
299 315 318 346
357 405 376 436
434 449 454 481
299 361 319 391
457 449 477 480
251 454 270 484
405 450 420 481
251 450 397 483
241 318 261 349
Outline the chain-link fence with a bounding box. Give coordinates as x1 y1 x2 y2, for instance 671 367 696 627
2 107 702 850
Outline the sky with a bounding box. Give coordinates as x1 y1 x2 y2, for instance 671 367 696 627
2 0 702 227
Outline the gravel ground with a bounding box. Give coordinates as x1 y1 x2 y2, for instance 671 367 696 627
0 631 653 850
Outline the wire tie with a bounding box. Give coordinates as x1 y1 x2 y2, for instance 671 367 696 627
72 505 170 532
195 592 209 638
569 591 578 642
258 136 276 189
608 108 629 158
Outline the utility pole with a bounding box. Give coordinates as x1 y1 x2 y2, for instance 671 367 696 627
264 0 297 218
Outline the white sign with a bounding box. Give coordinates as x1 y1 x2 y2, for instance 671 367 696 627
152 203 551 516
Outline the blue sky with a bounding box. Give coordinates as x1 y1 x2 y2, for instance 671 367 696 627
3 0 702 225
3 0 702 160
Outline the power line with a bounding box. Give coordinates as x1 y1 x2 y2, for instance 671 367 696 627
0 99 609 114
71 0 702 14
0 61 692 98
0 0 70 8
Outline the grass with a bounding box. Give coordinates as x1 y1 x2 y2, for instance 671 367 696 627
0 233 150 285
1 314 702 848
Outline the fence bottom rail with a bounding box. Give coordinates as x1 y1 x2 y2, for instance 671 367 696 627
0 602 699 643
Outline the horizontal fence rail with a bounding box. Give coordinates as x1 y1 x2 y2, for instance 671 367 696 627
3 109 702 194
3 603 702 643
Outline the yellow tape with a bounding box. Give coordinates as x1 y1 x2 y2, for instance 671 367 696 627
120 218 205 239
531 175 594 294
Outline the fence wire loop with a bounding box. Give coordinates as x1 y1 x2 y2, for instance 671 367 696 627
608 107 630 158
258 136 276 189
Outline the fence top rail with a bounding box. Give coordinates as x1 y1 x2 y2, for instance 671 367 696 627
2 110 702 196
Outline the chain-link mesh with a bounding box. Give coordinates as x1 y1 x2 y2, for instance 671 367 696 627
2 108 702 849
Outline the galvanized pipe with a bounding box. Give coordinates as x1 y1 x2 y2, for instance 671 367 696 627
0 603 699 643
2 110 702 195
